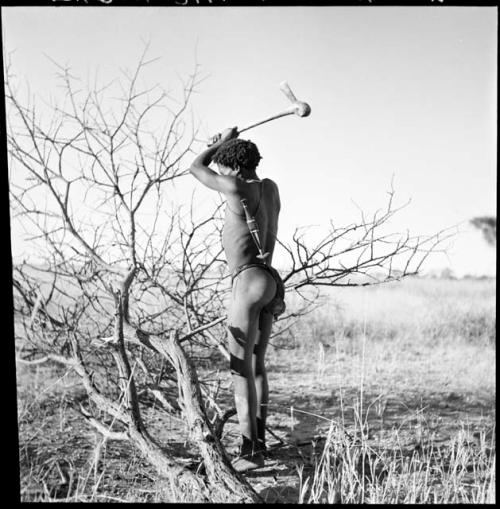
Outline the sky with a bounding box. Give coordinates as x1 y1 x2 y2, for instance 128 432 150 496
2 5 497 276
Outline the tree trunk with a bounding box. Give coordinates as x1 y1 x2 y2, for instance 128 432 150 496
117 323 262 502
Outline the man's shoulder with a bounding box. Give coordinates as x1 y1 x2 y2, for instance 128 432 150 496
262 177 278 189
261 179 280 210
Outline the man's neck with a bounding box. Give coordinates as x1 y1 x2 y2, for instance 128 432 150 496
238 172 259 182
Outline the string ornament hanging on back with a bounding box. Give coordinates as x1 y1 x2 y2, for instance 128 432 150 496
239 197 287 320
240 198 270 261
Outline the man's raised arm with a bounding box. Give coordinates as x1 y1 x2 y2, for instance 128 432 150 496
189 127 239 193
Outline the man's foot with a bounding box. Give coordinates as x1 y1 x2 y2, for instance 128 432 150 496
232 451 265 472
256 439 268 456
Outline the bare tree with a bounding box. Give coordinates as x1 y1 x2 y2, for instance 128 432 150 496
471 216 496 246
7 48 454 502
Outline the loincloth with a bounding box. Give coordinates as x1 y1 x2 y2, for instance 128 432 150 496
231 262 286 319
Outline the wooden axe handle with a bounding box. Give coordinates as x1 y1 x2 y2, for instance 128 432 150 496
207 106 296 145
238 107 296 134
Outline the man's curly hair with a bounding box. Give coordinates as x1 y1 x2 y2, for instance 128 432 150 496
213 139 262 174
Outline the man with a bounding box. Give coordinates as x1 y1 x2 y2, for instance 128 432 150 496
189 127 285 472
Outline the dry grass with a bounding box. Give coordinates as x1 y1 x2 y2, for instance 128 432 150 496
16 275 496 502
297 420 495 503
247 275 495 502
284 275 495 348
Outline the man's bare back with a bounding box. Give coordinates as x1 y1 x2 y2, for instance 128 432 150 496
223 178 280 273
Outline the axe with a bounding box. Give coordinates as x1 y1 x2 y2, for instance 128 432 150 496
208 81 311 145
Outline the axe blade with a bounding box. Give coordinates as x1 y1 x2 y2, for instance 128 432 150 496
279 81 298 104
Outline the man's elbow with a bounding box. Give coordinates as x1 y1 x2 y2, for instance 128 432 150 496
189 162 200 176
189 163 206 183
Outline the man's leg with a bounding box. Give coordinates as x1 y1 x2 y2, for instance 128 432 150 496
227 269 276 470
227 303 261 453
254 310 273 451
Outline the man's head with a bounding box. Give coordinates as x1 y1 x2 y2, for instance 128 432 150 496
213 139 262 178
